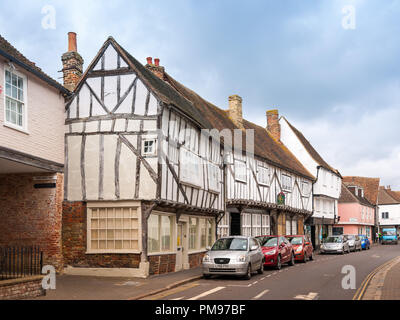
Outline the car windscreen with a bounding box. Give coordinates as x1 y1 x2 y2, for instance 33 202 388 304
288 237 303 245
256 236 278 247
211 238 248 251
383 230 396 236
324 237 342 243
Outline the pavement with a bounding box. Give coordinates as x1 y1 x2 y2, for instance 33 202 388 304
34 266 202 300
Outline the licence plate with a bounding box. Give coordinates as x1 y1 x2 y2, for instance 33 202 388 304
215 264 230 269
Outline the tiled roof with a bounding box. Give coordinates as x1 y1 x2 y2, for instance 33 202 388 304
0 34 68 95
339 183 374 207
282 117 341 177
342 176 380 205
377 187 400 205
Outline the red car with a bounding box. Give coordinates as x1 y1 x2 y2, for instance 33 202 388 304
256 235 295 270
286 235 314 263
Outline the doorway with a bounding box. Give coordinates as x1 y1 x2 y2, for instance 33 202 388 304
230 212 241 236
176 222 188 271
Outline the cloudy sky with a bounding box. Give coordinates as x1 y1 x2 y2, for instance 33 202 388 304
1 0 399 189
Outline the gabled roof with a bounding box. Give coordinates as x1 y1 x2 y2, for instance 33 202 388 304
281 117 341 177
163 66 315 180
339 183 374 207
73 37 315 180
378 187 400 205
0 34 69 95
342 176 380 205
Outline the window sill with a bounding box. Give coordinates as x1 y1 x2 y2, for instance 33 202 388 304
3 123 29 135
85 250 141 255
147 251 176 256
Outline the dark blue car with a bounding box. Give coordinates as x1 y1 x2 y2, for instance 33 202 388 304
359 235 370 250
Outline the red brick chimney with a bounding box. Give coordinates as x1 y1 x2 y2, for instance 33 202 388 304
61 32 84 92
266 109 281 141
145 57 166 80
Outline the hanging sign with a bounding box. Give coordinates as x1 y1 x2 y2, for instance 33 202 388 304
277 192 286 205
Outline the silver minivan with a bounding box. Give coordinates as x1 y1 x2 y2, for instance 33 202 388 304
202 236 264 279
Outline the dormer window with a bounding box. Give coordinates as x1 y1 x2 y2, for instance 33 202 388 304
4 69 26 131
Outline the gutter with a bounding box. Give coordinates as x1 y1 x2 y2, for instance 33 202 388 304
0 49 71 96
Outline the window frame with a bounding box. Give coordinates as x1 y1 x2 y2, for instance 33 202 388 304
3 67 28 133
86 205 141 254
142 138 157 156
234 159 247 183
281 173 292 192
256 165 270 186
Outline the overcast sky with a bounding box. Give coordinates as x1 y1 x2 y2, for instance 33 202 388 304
1 0 399 189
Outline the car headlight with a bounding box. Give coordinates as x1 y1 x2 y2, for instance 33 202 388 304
295 246 303 253
203 254 210 263
236 255 247 262
264 249 276 255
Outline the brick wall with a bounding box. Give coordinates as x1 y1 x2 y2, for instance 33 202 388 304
0 276 45 300
189 252 206 269
62 201 140 268
149 254 176 275
0 173 63 271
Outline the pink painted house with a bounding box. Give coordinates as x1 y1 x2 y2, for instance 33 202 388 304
335 183 375 241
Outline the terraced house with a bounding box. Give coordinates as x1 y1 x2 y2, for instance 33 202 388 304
62 34 315 277
279 116 342 248
0 35 69 274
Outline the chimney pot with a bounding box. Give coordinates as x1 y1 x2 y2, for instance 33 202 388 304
68 32 77 52
146 57 153 65
154 58 160 67
266 109 281 141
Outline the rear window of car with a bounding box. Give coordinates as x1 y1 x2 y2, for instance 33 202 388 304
256 236 278 247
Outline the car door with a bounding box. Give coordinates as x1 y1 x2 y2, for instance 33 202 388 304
280 237 288 261
249 238 258 271
305 236 311 255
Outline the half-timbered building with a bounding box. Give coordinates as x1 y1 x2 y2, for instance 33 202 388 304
280 116 342 248
62 36 224 277
158 73 315 239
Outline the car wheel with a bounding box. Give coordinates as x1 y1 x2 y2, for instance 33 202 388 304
309 251 314 261
289 252 295 266
243 264 252 280
257 260 264 274
276 255 282 270
303 252 307 263
341 248 345 255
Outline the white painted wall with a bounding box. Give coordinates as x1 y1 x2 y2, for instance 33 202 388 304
379 204 400 226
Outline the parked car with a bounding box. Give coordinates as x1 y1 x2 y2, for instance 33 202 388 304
359 235 370 250
320 235 350 254
346 235 362 252
256 235 295 270
382 228 398 245
202 236 264 280
286 235 314 263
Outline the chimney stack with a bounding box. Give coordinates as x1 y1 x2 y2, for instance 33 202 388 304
228 95 243 129
61 32 84 92
266 109 281 141
145 57 165 80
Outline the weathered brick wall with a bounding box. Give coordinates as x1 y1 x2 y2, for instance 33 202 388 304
62 201 140 268
0 173 63 272
189 252 206 269
0 276 45 300
149 254 176 275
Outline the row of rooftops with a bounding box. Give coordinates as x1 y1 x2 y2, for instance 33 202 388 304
1 33 399 205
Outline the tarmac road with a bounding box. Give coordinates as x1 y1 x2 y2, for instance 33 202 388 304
142 244 400 300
